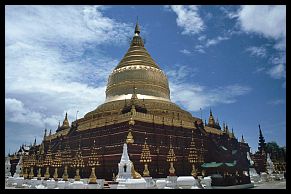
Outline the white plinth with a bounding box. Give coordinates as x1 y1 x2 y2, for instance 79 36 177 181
144 177 154 188
200 176 212 189
87 183 99 189
117 183 127 189
46 179 56 189
15 177 24 188
35 184 47 189
30 178 38 188
97 179 105 189
7 177 15 187
156 179 166 189
71 181 85 189
166 176 178 188
124 178 147 189
177 176 199 189
57 181 66 189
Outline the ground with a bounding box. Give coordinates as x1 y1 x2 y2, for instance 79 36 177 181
251 180 286 189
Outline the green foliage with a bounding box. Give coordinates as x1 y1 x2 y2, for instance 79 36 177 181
265 141 286 162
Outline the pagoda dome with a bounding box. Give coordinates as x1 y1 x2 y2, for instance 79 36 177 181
105 22 170 103
84 21 196 123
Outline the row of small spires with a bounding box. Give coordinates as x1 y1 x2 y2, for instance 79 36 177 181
204 109 246 143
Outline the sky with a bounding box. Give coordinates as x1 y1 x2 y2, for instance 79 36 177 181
5 5 286 155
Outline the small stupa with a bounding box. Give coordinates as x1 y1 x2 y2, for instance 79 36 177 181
116 143 133 181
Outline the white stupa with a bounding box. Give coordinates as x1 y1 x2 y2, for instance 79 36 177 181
246 152 260 183
116 143 133 182
5 156 11 177
14 156 23 178
266 153 274 174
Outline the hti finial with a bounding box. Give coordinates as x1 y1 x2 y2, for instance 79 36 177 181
134 17 140 35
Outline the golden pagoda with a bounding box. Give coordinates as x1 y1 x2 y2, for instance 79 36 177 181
10 20 254 181
71 143 85 181
126 117 135 144
188 130 198 177
28 153 36 179
52 144 62 181
22 154 29 179
87 140 100 184
140 133 152 177
166 136 177 176
61 142 72 181
43 141 53 180
36 153 43 180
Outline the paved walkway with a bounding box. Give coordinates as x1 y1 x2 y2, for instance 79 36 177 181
251 180 286 189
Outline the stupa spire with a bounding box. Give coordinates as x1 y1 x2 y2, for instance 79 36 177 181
134 17 140 35
120 143 130 163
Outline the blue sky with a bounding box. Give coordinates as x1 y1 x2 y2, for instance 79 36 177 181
5 5 286 155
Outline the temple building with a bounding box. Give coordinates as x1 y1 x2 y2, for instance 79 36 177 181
9 22 251 181
251 125 286 174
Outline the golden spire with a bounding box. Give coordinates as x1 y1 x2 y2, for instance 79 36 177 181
208 108 215 126
62 141 72 181
166 136 177 176
241 134 245 143
231 128 235 138
44 128 47 139
126 117 135 144
87 139 100 184
126 129 134 144
52 144 62 181
60 112 70 129
188 130 198 177
225 123 229 134
43 140 53 180
140 132 152 177
71 143 85 181
134 17 140 35
28 153 36 179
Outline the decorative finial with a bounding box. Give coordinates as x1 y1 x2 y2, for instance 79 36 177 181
65 112 68 119
131 86 138 100
134 17 140 35
210 108 212 116
241 134 245 143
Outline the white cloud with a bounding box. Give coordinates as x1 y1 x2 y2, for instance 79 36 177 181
220 6 239 19
205 36 229 47
246 46 266 58
237 5 286 50
166 65 198 83
5 5 132 132
170 82 251 112
180 49 191 55
198 35 206 41
194 45 206 54
6 98 49 127
168 5 205 35
166 64 251 112
267 64 286 79
5 5 132 46
267 99 285 105
193 36 229 53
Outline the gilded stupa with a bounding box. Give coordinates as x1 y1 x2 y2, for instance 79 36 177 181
81 21 196 128
9 21 251 181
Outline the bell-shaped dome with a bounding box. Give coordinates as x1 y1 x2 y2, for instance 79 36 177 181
105 22 170 103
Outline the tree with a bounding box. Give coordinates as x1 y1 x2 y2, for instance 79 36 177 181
265 142 286 162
